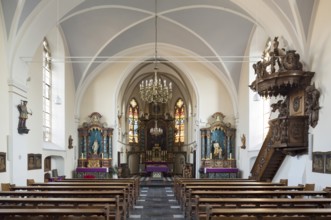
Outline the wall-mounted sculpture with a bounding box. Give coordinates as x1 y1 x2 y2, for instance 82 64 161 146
17 100 32 134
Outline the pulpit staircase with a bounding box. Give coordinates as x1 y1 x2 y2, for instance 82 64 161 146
250 116 309 181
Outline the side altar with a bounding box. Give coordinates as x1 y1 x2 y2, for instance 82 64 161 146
200 112 238 178
76 112 113 178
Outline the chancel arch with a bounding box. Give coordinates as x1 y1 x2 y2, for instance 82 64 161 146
116 58 197 177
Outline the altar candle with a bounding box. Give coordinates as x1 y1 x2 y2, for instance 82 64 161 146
229 153 232 159
101 153 103 159
81 153 83 159
210 153 212 159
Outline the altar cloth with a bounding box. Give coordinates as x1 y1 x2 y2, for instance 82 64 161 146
200 167 238 174
76 167 108 173
145 165 169 173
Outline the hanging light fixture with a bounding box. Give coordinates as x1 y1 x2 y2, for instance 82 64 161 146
150 118 163 136
140 0 172 104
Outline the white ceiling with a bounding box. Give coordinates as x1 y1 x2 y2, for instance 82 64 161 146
1 0 316 92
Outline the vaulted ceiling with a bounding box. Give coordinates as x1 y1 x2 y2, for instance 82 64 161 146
1 0 316 94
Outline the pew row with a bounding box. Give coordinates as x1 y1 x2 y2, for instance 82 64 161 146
205 206 331 220
0 206 112 220
0 197 122 220
29 182 136 207
192 196 331 220
0 190 129 219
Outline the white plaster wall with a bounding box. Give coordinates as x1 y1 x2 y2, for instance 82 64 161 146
5 27 77 184
0 13 10 183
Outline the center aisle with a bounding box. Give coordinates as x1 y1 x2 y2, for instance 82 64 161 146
129 182 185 220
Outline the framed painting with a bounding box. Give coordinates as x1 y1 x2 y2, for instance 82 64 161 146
28 153 35 170
325 151 331 174
28 153 42 170
312 152 325 173
34 154 42 169
44 156 51 172
0 152 6 172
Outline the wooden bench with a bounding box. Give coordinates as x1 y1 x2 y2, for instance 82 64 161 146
180 185 304 213
176 181 285 202
184 189 330 219
183 185 303 206
0 196 122 220
173 178 261 200
205 206 331 220
58 177 140 200
0 206 112 220
192 196 331 220
30 182 136 207
2 188 130 217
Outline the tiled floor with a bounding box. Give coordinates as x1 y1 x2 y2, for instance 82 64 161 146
128 180 185 220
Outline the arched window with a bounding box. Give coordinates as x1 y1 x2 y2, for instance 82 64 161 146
128 98 139 143
175 98 185 143
43 38 52 142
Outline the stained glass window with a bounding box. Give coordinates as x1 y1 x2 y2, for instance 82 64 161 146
175 98 185 143
43 38 52 142
128 98 139 143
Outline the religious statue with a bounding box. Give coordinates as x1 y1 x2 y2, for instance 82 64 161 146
68 135 73 149
241 134 246 149
92 139 99 154
212 141 222 159
17 100 32 134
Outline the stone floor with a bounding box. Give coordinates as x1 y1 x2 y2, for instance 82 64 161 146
128 180 185 220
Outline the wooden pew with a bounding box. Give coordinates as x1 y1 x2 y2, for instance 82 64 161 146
0 206 111 220
173 177 260 200
176 181 285 201
0 190 128 219
180 185 304 212
189 190 328 199
58 177 140 199
205 206 331 220
30 182 136 206
0 197 122 220
184 189 330 218
192 196 331 220
177 181 287 207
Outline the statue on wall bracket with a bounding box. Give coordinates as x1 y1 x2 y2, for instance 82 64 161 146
17 100 32 134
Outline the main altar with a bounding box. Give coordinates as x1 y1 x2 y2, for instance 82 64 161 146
124 102 187 178
76 112 113 178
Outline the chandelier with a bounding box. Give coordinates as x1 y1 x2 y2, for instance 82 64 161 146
139 0 172 104
150 119 163 136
